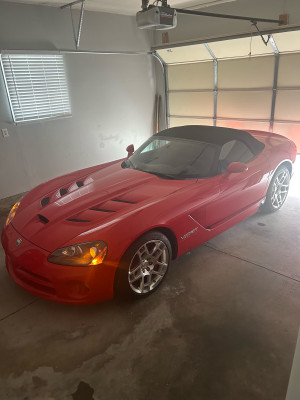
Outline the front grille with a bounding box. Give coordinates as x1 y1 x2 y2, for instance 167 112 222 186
20 276 56 295
16 268 56 295
20 267 51 283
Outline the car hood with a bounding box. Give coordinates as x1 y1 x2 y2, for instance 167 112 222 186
12 162 194 252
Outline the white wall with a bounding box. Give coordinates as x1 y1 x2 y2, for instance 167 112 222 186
0 2 156 199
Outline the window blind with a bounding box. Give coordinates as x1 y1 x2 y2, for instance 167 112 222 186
0 53 71 123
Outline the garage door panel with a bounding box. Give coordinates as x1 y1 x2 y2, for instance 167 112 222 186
278 54 300 87
157 44 211 64
218 56 274 89
273 122 300 150
169 117 214 128
159 31 300 151
275 90 300 120
218 91 272 119
272 31 300 53
216 119 270 131
168 62 214 90
208 36 274 59
169 92 214 117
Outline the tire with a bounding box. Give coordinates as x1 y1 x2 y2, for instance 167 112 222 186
114 231 172 298
261 166 290 213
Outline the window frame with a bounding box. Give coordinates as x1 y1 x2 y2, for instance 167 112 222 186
0 51 72 125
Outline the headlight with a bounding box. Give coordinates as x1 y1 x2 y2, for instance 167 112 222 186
48 241 108 266
5 201 21 226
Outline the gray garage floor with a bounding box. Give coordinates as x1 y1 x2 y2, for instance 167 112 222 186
0 159 299 400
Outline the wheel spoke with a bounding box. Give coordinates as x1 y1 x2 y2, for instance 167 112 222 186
130 272 142 283
138 247 148 259
144 247 151 257
278 172 287 184
153 246 165 261
272 193 279 207
136 250 143 262
139 276 145 293
149 242 161 257
129 262 142 275
151 270 164 277
155 261 167 267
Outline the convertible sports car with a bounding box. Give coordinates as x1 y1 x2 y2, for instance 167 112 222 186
1 125 297 304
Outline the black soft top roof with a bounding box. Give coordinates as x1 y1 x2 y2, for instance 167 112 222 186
157 125 265 156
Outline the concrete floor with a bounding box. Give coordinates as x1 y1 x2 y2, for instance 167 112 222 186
0 160 299 400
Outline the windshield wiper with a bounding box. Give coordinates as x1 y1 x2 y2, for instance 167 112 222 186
121 159 135 169
145 171 177 180
122 162 183 180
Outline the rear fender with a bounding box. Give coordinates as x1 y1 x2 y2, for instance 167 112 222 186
269 159 293 182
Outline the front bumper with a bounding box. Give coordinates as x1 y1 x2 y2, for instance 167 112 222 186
1 224 115 304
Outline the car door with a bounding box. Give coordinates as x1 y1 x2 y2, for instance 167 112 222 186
205 140 269 228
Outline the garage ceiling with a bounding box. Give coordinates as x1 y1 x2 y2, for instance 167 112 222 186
1 0 236 15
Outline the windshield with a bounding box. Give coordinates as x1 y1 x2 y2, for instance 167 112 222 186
125 137 220 180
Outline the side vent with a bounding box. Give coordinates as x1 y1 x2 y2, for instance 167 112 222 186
60 188 68 196
112 199 136 204
90 208 115 213
38 214 49 224
41 197 50 207
67 218 90 223
76 181 84 187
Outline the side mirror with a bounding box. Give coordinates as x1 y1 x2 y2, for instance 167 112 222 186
226 162 248 173
126 144 134 158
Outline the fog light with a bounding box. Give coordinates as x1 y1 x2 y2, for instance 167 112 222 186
66 281 90 299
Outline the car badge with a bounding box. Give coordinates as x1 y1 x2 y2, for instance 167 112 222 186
16 238 22 247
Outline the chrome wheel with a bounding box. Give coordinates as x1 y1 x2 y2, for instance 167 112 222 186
128 240 169 294
261 165 291 213
270 169 290 209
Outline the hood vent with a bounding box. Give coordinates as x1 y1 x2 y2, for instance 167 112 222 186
90 207 116 213
112 198 136 204
60 188 68 196
41 197 50 207
76 181 84 187
67 218 91 223
38 214 49 224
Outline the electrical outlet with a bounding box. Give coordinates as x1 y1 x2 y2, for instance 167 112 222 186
1 128 9 138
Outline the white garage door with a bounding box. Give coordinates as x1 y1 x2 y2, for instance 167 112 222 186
156 30 300 151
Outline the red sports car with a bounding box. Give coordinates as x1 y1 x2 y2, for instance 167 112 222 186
1 126 297 304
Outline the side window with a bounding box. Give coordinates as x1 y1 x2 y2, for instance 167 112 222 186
219 140 254 172
191 144 219 177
